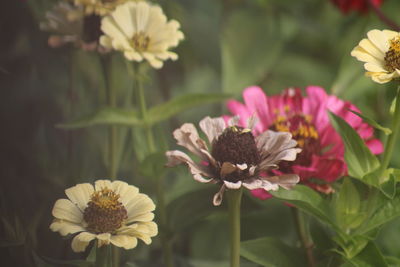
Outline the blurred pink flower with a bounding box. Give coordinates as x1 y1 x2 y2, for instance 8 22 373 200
226 86 383 199
331 0 383 14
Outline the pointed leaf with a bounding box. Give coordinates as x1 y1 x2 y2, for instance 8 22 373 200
345 242 388 267
348 110 391 135
241 237 306 267
328 112 380 180
147 93 231 125
270 185 336 229
58 107 141 129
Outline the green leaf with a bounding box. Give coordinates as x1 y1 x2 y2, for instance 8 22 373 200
58 107 141 129
270 185 335 229
241 237 306 267
147 93 231 125
328 112 380 180
345 242 388 267
348 110 391 135
333 235 369 260
138 152 167 178
335 178 366 231
390 97 397 115
357 189 400 235
167 187 216 232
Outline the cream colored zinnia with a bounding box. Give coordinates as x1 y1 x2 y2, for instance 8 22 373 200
73 0 133 15
50 180 157 252
100 1 184 69
351 29 400 84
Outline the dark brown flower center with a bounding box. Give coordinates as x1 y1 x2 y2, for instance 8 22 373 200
210 126 260 183
384 37 400 72
83 187 128 234
83 14 102 43
270 113 320 168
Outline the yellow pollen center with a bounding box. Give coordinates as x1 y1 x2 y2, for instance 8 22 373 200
83 187 127 234
384 37 400 72
131 32 150 52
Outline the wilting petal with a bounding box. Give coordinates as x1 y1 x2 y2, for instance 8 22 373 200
165 150 215 183
173 123 209 160
223 180 242 189
199 116 226 144
213 184 226 206
264 174 300 190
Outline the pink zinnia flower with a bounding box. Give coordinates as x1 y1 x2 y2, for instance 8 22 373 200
226 86 383 198
331 0 383 14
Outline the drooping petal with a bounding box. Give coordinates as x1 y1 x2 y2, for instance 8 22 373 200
110 234 138 249
173 123 209 159
213 184 226 206
71 232 96 252
165 150 216 183
50 219 85 236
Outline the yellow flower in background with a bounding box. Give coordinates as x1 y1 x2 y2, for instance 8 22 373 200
50 180 157 252
100 1 184 69
73 0 133 15
351 29 400 84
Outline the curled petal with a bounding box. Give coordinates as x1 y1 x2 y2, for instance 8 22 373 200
264 174 300 190
165 150 216 183
173 123 209 160
213 184 226 206
199 116 226 144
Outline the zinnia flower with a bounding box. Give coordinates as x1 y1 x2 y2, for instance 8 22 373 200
100 1 184 69
165 116 301 206
351 29 400 84
50 180 157 252
40 2 106 51
73 0 132 15
226 86 383 198
331 0 383 13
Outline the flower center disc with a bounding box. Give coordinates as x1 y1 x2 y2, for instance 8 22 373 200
270 114 320 166
211 126 260 167
385 37 400 72
131 32 150 52
83 187 127 234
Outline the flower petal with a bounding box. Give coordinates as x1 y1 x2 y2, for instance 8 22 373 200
110 234 138 250
52 199 83 223
65 183 94 212
165 150 215 183
50 219 85 236
71 232 96 252
213 184 226 206
199 116 226 144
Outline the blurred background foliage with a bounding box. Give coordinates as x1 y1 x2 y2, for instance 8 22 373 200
1 0 400 266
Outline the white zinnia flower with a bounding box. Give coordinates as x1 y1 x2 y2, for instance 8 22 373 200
50 180 157 252
100 1 184 69
166 116 301 206
351 29 400 84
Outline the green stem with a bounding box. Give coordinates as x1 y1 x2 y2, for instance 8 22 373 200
133 63 173 267
100 55 118 180
111 246 119 267
379 87 400 174
291 207 316 267
227 188 243 267
95 242 111 267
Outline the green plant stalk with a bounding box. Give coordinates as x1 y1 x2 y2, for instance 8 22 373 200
379 87 400 175
101 55 119 267
291 207 316 267
227 188 243 267
134 63 173 267
95 241 111 267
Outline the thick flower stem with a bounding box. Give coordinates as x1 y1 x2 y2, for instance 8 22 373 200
133 63 173 267
95 242 111 267
380 88 400 174
227 188 243 267
291 207 316 267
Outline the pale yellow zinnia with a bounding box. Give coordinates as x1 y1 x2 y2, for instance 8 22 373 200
100 1 184 69
73 0 134 16
351 29 400 84
50 180 157 252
